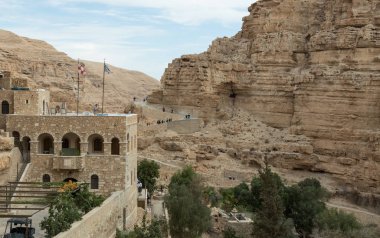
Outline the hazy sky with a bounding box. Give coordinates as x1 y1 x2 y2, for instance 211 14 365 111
0 0 255 79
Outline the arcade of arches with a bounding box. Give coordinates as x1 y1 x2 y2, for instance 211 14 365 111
23 133 130 156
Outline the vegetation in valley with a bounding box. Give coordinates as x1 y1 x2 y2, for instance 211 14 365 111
40 182 104 238
165 166 211 238
203 163 379 238
137 159 160 195
116 214 168 238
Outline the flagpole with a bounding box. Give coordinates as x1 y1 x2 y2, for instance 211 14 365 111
102 59 105 114
77 58 80 116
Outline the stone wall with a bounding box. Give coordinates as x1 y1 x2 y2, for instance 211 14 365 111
54 189 138 238
13 90 50 115
23 154 130 195
5 114 138 196
167 119 202 134
0 115 6 130
0 90 15 114
0 89 49 116
0 71 27 89
0 71 11 89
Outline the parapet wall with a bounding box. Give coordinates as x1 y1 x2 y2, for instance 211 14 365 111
167 119 202 134
54 189 137 238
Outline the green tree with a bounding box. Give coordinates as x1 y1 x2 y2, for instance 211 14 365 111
252 164 295 238
315 208 361 233
73 184 104 213
41 184 104 237
233 183 252 210
251 171 286 212
220 187 236 212
40 191 82 238
137 159 160 194
284 178 328 237
203 186 220 207
165 166 211 238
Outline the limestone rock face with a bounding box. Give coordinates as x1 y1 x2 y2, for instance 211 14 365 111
0 29 159 112
149 0 380 192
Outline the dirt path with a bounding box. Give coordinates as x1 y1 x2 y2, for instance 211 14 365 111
140 157 182 169
326 202 380 226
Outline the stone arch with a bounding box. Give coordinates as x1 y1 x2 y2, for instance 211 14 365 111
1 100 9 114
42 174 51 183
63 178 78 183
90 174 99 189
37 133 54 154
111 137 120 155
61 132 81 156
88 134 104 154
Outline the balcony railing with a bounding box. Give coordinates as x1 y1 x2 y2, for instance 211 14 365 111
61 148 80 156
52 156 84 170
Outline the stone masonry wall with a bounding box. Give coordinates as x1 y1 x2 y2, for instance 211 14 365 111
54 189 138 238
13 90 50 115
0 90 14 114
5 114 138 196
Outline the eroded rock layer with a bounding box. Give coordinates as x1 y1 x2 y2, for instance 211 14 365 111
149 0 380 192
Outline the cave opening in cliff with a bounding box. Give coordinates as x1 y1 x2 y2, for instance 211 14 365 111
229 82 237 99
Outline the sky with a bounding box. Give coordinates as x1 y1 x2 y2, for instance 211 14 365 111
0 0 255 79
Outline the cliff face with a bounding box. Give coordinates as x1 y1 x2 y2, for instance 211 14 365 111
149 0 380 192
0 29 159 111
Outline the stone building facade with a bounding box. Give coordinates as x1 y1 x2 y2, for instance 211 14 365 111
0 71 138 226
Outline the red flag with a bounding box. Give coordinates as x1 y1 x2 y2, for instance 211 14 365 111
78 63 86 76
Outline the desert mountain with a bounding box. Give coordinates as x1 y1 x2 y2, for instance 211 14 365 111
148 0 380 195
0 29 159 112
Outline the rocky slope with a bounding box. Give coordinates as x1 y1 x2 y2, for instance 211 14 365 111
0 29 159 112
148 0 380 194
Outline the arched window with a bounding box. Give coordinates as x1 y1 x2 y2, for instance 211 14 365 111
61 133 81 156
94 139 102 151
88 134 104 154
62 138 69 149
91 175 99 189
38 133 54 154
2 100 9 114
111 138 120 155
42 174 50 183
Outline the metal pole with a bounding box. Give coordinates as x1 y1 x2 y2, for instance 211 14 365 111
77 59 80 116
102 59 105 114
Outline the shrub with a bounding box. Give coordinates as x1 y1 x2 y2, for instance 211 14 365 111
40 184 104 237
315 208 361 233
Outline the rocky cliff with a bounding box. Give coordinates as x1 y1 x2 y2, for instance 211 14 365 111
0 29 159 112
148 0 380 193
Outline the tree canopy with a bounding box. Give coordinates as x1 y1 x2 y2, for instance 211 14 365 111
165 166 211 238
252 164 295 238
137 159 160 194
